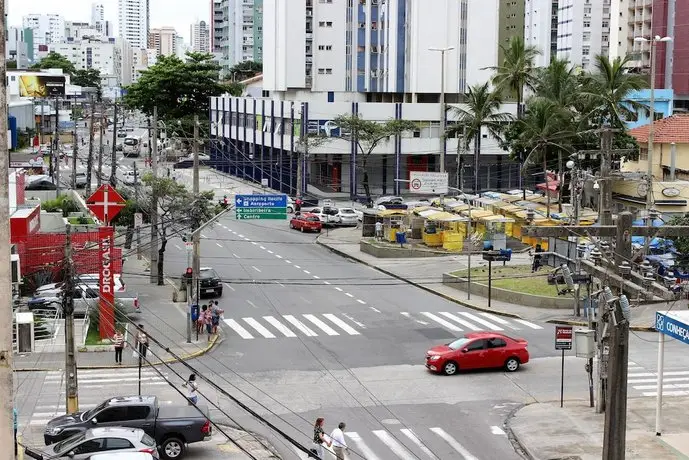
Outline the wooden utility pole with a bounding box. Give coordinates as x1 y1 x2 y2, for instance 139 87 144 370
71 103 78 189
109 102 119 187
191 115 200 340
63 225 79 413
54 96 61 193
0 3 16 453
149 107 159 283
85 96 96 196
97 108 104 186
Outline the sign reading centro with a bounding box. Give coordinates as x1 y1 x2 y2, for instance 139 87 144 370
98 226 116 340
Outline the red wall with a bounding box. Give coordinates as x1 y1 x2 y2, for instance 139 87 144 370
653 0 689 97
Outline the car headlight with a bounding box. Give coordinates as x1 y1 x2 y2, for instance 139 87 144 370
429 355 441 361
47 426 63 435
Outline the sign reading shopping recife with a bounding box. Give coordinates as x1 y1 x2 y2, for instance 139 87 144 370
18 74 66 98
235 194 288 220
655 311 689 346
409 171 449 194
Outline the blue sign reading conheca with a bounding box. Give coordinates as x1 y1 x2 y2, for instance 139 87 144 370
655 312 689 346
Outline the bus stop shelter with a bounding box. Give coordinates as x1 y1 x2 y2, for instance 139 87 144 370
653 310 689 435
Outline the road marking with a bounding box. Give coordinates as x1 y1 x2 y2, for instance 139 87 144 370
313 275 320 279
335 287 343 292
275 281 285 287
299 296 312 304
294 265 301 269
400 429 439 459
345 293 354 298
370 307 381 313
513 319 544 330
430 427 479 460
629 377 689 384
285 260 291 264
479 313 518 329
260 246 266 250
233 253 241 258
491 426 506 436
323 281 331 285
438 312 482 330
224 283 235 291
246 300 258 308
174 244 181 250
323 314 360 335
303 270 311 274
267 250 274 254
263 316 297 337
372 430 414 459
201 234 208 239
303 314 339 335
251 242 258 245
216 243 223 248
275 254 283 259
421 312 463 332
642 390 689 397
244 237 250 241
238 234 244 238
342 313 366 328
223 319 254 339
458 312 504 330
252 266 261 273
243 317 276 338
345 432 380 460
356 299 366 304
283 315 317 336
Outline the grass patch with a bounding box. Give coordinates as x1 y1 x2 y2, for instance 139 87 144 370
68 216 95 225
450 264 558 298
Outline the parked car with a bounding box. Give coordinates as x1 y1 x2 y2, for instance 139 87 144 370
374 196 407 210
289 212 322 233
72 172 88 188
336 208 359 226
425 332 529 375
182 267 222 298
29 284 139 317
36 427 158 460
25 178 57 191
123 170 139 185
117 132 128 138
43 396 212 460
34 275 125 297
310 206 340 226
172 159 193 169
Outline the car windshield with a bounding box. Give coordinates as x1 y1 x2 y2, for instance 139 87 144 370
200 269 219 279
306 216 320 222
124 138 138 145
447 337 472 350
340 209 356 214
84 400 108 420
53 432 87 454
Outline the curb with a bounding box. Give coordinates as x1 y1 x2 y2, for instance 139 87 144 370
545 319 656 332
316 238 524 320
503 403 536 460
13 333 219 373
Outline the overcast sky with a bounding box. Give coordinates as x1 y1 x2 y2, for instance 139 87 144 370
7 0 208 43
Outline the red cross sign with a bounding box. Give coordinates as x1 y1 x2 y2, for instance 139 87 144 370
86 184 126 223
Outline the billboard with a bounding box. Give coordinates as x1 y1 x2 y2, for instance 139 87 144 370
18 74 66 98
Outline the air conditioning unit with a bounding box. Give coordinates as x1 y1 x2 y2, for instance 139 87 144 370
11 254 20 285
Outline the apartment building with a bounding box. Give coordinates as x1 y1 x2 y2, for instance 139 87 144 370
524 0 558 66
22 14 65 60
556 0 612 71
50 38 121 86
148 27 178 57
7 27 32 68
191 20 211 53
118 0 150 50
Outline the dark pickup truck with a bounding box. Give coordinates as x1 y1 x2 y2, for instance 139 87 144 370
43 396 212 460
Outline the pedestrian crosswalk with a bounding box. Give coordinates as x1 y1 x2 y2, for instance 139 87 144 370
293 425 486 460
223 313 362 339
628 360 689 397
416 311 543 333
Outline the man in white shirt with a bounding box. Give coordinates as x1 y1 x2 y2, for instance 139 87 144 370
330 422 347 459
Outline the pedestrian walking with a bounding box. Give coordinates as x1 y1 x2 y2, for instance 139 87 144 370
136 324 149 359
182 374 198 405
312 417 331 459
330 422 348 459
375 220 384 240
211 301 224 335
113 328 125 364
295 197 302 213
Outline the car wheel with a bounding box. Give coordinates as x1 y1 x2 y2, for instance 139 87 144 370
160 437 185 460
289 222 294 229
443 361 458 376
300 226 305 232
505 357 520 372
287 206 294 213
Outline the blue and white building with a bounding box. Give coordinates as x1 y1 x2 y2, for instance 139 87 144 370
623 89 675 130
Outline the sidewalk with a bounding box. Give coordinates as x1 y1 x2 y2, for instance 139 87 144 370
316 227 661 330
508 398 689 459
13 256 218 372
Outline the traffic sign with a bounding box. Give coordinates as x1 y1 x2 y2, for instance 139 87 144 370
86 184 126 223
555 326 573 350
409 171 449 194
235 194 287 220
134 212 143 228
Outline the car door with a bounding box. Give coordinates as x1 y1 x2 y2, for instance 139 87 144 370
92 406 129 429
460 339 488 370
70 438 106 460
486 337 508 368
124 406 154 434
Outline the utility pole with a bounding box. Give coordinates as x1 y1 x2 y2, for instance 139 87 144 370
599 128 613 227
133 161 141 260
63 225 79 413
71 103 78 190
97 108 104 186
0 3 16 451
296 103 306 199
109 102 119 187
429 46 453 205
149 107 159 283
192 114 201 310
54 96 61 193
85 96 96 196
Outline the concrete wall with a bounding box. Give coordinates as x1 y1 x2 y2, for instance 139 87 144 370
360 240 448 258
442 273 574 309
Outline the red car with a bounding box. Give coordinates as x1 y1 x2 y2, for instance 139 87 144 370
290 212 323 233
425 331 529 375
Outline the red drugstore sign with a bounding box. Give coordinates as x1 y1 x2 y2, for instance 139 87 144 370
99 226 115 340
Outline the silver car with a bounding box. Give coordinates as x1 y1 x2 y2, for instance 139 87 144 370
40 427 158 459
336 208 359 226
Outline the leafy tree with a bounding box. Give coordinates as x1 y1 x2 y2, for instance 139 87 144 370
487 36 541 118
72 68 103 100
228 60 262 80
7 60 17 70
30 51 76 75
141 174 217 285
446 83 512 192
332 115 417 203
123 52 239 124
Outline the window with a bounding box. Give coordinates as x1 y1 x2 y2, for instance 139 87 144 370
318 68 325 74
326 21 333 27
639 148 648 161
72 439 106 455
487 338 507 349
583 21 590 28
327 91 335 102
96 407 129 423
325 68 332 74
466 340 486 352
319 21 325 27
127 406 151 420
105 438 135 450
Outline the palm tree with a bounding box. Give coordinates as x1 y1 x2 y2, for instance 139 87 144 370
519 98 576 218
535 58 582 110
447 82 512 193
580 55 647 129
487 36 541 119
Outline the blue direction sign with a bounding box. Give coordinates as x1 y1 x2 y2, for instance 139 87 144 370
655 311 689 346
235 194 287 208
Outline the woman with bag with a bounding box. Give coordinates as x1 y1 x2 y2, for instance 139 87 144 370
312 417 331 459
182 374 199 405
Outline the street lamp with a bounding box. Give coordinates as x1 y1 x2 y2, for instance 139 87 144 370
634 35 671 254
429 46 455 205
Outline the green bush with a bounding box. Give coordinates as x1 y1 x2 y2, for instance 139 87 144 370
88 301 129 338
41 197 79 217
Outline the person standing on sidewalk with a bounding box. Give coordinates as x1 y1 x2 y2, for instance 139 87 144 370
112 329 125 365
182 374 199 405
211 301 224 335
136 324 149 359
330 422 348 459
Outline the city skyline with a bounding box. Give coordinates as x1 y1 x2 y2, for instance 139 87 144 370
7 0 206 43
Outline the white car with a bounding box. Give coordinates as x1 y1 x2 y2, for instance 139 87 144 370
310 207 340 225
123 170 139 185
35 274 125 297
336 208 359 226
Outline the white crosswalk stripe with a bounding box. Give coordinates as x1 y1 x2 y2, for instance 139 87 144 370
421 312 464 332
420 311 544 333
513 319 544 330
457 312 504 330
437 312 482 331
627 361 689 397
222 314 361 339
372 430 415 459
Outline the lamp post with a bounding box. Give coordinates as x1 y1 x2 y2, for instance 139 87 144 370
634 35 671 255
429 46 455 206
